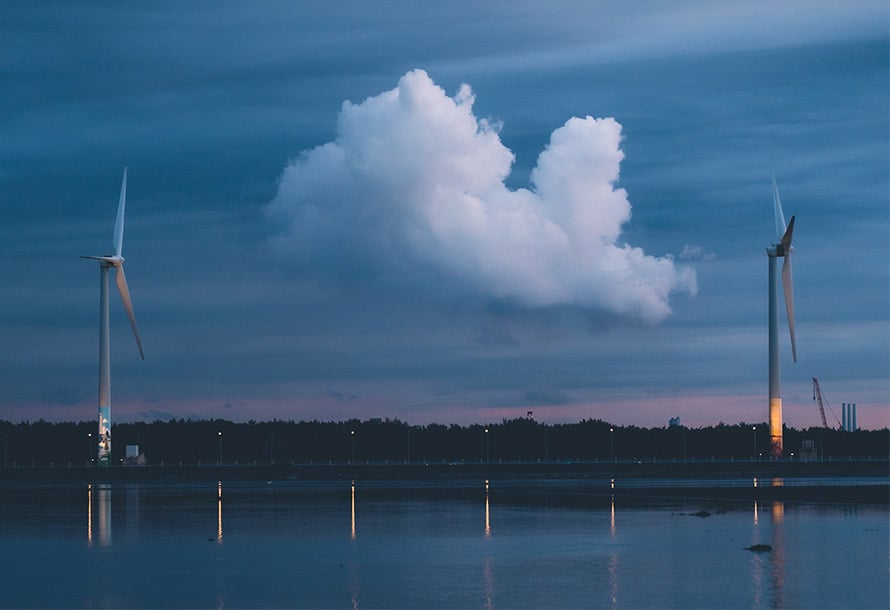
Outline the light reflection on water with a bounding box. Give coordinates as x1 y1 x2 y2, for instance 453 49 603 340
86 483 113 547
351 480 356 540
217 480 223 543
0 479 886 609
773 501 788 609
86 483 91 543
751 501 763 607
484 479 490 538
609 494 618 607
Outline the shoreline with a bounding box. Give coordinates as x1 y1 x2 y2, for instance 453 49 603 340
1 459 886 504
2 457 886 480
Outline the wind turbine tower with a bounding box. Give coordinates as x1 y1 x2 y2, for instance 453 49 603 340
82 168 144 464
766 177 797 458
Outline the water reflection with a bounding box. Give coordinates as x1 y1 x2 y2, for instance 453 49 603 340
484 480 491 538
87 483 112 546
350 480 356 540
751 480 789 609
751 498 764 606
88 482 224 546
348 481 360 609
483 480 493 609
771 501 786 609
85 485 151 547
609 489 618 607
98 484 112 546
348 561 361 610
608 554 619 608
217 481 223 543
483 557 494 610
5 479 879 609
87 484 92 543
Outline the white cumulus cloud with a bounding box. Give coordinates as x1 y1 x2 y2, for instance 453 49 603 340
266 69 696 322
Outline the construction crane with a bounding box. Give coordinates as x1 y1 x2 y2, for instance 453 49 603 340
812 377 842 429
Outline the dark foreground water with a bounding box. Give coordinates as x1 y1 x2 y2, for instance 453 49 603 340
0 479 886 609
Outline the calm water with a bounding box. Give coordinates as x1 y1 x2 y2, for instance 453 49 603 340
0 479 886 609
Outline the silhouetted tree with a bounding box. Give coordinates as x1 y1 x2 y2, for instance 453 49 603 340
0 418 886 466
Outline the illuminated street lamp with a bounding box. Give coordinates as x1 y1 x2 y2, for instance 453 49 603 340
610 427 614 462
218 431 223 465
350 430 355 464
87 432 92 465
485 428 490 463
752 426 757 460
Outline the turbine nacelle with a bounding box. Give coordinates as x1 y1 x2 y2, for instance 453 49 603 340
766 244 791 257
82 255 125 267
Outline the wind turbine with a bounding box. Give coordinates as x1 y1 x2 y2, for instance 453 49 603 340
82 168 144 464
766 176 796 459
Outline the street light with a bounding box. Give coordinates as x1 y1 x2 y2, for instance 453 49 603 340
87 432 92 466
752 426 757 460
350 430 355 464
610 427 614 462
485 428 490 463
218 431 223 465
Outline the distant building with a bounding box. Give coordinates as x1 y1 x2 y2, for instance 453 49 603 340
800 439 817 460
842 403 858 432
123 444 146 466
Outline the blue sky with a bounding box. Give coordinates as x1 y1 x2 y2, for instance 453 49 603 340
1 1 887 429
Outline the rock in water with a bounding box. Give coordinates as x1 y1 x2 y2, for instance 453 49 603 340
745 544 772 552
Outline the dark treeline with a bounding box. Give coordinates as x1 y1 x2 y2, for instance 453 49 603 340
1 418 887 467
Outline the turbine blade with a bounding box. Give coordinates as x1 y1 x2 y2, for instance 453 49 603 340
772 175 787 240
113 167 127 257
781 215 795 250
782 253 797 363
115 264 144 359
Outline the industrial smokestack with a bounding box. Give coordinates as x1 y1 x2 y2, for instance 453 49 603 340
842 403 847 431
852 403 857 431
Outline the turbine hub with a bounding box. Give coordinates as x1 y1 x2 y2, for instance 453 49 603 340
99 255 124 267
766 244 792 258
